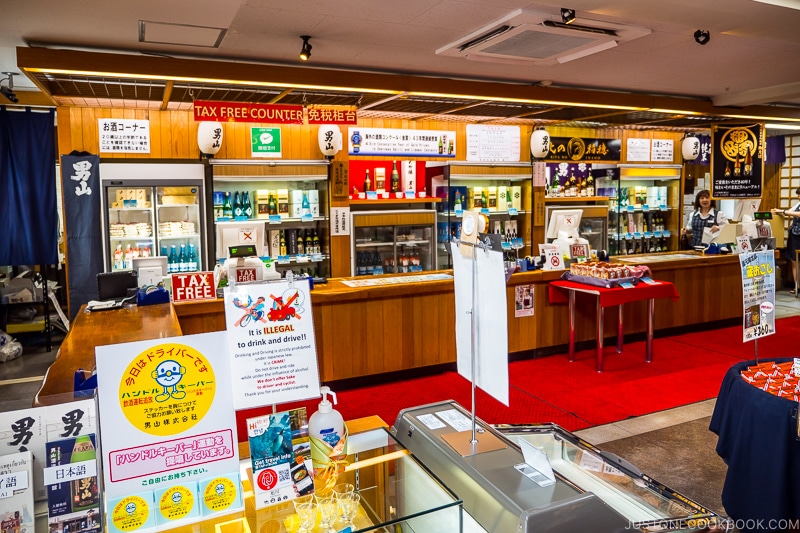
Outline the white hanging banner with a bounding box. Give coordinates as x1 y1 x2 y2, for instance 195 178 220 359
451 243 509 406
223 278 321 410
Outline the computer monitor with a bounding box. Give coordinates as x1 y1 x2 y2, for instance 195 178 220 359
132 256 168 287
545 209 583 240
733 199 762 222
215 221 265 260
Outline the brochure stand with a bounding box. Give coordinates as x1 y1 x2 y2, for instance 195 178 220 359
443 235 507 457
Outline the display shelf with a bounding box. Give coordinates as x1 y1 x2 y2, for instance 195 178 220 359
158 233 201 239
110 235 154 240
109 207 152 212
350 197 439 206
544 196 610 203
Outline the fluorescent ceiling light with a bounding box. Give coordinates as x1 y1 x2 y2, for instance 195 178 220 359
556 40 617 63
766 123 800 129
752 0 800 9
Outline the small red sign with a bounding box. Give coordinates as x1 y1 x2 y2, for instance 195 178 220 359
171 272 216 302
307 105 358 125
235 268 258 284
194 100 303 124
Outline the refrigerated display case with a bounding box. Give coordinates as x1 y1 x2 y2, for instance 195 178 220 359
350 210 436 276
430 162 533 269
99 162 208 273
209 160 330 281
393 400 718 533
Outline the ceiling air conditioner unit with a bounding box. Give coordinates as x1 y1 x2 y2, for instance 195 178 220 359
436 9 651 66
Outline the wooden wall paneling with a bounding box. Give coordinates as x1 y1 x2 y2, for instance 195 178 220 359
171 110 190 158
57 107 73 156
149 111 163 159
158 110 173 158
80 107 98 154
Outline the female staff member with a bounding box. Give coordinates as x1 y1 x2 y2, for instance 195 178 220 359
772 187 800 294
681 189 728 248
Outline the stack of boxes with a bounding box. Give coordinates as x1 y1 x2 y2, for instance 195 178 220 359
111 188 150 208
253 189 320 219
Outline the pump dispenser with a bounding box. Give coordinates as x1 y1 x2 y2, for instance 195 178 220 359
309 386 344 448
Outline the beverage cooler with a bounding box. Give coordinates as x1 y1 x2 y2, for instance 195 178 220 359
99 162 209 273
350 210 437 276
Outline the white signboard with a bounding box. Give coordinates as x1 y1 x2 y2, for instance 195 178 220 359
0 399 97 501
223 278 321 410
466 124 521 162
544 250 565 271
651 139 674 162
739 250 776 342
99 119 151 153
451 242 509 406
95 332 241 529
331 207 351 236
348 127 456 157
626 138 650 162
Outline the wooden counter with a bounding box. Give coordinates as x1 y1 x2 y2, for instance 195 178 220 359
34 303 182 406
174 251 751 382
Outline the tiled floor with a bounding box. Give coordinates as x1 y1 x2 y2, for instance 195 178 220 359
3 290 800 523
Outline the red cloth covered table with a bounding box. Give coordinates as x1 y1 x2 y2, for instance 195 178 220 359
548 279 680 371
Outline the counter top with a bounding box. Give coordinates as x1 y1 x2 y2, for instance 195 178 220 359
34 303 182 406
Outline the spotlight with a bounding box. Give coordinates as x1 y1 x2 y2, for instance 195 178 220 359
0 72 18 103
561 8 576 24
299 35 312 61
694 29 710 45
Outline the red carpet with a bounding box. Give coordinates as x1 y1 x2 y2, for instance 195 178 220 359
235 316 800 442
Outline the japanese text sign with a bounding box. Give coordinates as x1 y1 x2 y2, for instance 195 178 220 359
711 123 764 199
194 101 303 124
739 250 775 342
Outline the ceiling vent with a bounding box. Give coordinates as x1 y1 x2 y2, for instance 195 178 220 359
436 9 650 66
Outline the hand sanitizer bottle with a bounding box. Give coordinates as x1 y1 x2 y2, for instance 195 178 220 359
308 386 344 449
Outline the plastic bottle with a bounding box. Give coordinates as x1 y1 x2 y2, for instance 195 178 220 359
309 386 345 449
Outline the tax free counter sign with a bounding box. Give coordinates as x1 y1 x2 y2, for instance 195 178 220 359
95 332 241 530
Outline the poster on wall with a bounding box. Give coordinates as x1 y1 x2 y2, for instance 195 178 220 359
466 124 520 162
98 119 150 153
711 123 764 198
223 278 321 410
348 127 456 157
95 332 241 532
251 127 283 157
739 250 775 342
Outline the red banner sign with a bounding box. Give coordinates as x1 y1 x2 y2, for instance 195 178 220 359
307 105 358 125
194 100 304 124
171 272 216 302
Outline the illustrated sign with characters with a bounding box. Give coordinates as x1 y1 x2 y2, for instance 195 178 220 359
223 278 321 410
95 331 241 532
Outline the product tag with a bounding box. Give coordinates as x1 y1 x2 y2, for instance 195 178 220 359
508 207 518 216
640 277 659 285
268 215 282 224
619 281 635 289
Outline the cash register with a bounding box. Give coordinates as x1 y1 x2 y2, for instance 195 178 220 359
215 245 280 289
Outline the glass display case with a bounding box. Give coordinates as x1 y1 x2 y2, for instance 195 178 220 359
210 160 330 280
496 424 717 531
430 162 532 269
350 210 437 276
393 400 717 533
99 162 208 273
595 164 683 256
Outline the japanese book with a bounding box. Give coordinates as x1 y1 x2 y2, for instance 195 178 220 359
44 434 102 533
0 451 35 533
248 407 312 509
0 399 97 502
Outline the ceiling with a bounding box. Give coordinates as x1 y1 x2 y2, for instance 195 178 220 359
4 0 800 132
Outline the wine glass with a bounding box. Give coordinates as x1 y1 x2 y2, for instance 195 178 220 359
338 492 360 530
333 482 354 501
293 494 316 533
316 494 337 533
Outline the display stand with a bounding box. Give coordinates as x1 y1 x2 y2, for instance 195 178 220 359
443 236 507 457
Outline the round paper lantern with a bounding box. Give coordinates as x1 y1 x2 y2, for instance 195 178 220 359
681 135 700 161
530 128 550 159
197 122 223 155
318 125 342 157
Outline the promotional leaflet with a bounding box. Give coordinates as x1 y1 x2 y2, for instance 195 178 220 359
223 278 321 410
247 408 313 509
45 434 102 533
0 399 97 502
0 451 34 532
739 250 776 342
95 331 241 532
